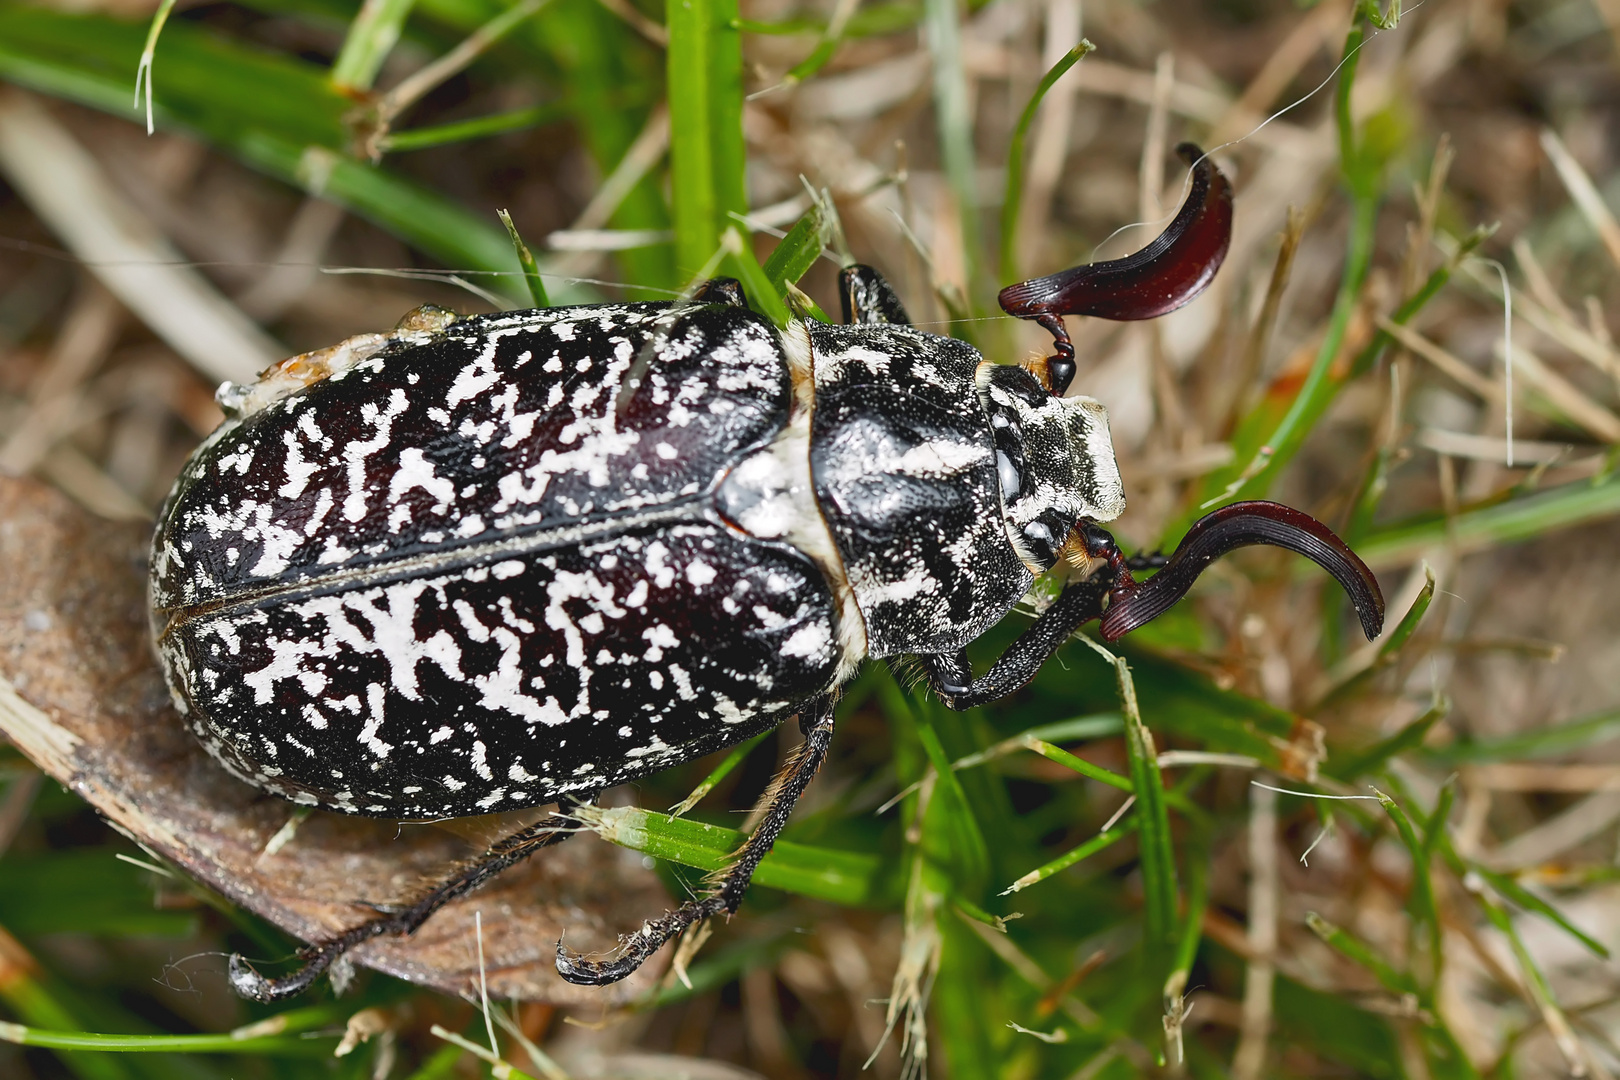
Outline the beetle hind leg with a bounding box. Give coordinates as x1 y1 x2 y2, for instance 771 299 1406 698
226 806 580 1002
555 695 837 986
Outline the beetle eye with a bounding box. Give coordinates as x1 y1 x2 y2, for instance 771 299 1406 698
995 450 1023 501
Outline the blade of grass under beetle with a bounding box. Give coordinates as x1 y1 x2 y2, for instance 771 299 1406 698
569 805 891 906
0 1010 342 1056
999 41 1092 284
1079 638 1177 965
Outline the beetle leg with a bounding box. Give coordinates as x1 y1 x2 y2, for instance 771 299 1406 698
1000 143 1234 398
921 576 1113 709
1098 500 1386 643
555 695 838 986
226 806 580 1002
839 264 912 325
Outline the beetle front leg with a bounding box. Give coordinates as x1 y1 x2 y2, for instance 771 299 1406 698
921 524 1138 709
921 576 1113 710
227 805 581 1002
555 695 837 986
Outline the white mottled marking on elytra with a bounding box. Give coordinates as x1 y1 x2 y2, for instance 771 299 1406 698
341 388 409 523
359 683 393 758
388 447 457 508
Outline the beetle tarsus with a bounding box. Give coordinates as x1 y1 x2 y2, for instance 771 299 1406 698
555 696 837 985
1098 500 1385 643
225 810 577 1000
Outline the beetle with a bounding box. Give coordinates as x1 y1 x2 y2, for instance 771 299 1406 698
148 144 1384 999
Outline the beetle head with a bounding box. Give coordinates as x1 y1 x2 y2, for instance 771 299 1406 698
978 363 1124 571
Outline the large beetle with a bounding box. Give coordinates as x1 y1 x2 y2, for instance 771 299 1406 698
149 144 1384 998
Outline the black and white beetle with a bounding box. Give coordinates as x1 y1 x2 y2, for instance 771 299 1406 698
149 145 1384 999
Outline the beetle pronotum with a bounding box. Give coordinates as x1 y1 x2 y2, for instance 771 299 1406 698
148 144 1384 998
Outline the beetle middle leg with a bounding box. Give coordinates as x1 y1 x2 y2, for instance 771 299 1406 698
555 694 837 985
228 803 583 1002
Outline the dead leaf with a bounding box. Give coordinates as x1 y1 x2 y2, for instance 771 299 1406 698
0 475 669 1003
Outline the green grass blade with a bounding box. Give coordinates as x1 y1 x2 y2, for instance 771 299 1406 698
1374 788 1441 989
922 0 980 312
761 203 826 293
722 225 793 327
1306 912 1417 995
668 730 770 817
570 804 893 905
1166 838 1208 1001
667 0 745 278
132 0 177 136
914 712 992 892
1023 738 1133 792
1330 695 1450 780
1469 866 1609 959
1354 473 1620 570
1195 191 1378 518
0 1012 340 1055
1081 639 1178 967
1318 564 1436 706
1001 818 1135 895
999 40 1091 284
331 0 417 90
1428 706 1620 764
380 102 567 151
497 209 550 308
0 7 525 293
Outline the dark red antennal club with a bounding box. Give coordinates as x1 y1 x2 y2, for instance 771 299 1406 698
999 142 1234 396
1097 501 1386 643
997 144 1382 646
